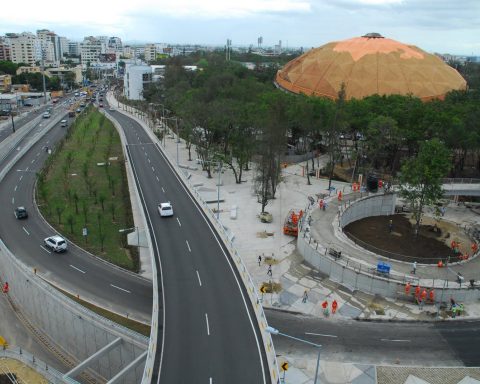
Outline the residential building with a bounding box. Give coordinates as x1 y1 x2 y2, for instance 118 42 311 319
16 66 41 75
7 32 37 65
80 36 105 65
122 46 134 58
0 75 12 93
59 37 69 58
0 37 11 61
68 41 81 56
108 37 122 50
123 64 152 100
46 65 82 86
144 44 157 62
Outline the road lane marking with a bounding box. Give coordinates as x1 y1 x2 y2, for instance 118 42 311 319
22 227 30 235
70 265 86 274
11 197 14 204
36 152 40 157
305 332 338 338
40 245 51 254
144 152 147 156
161 187 165 193
31 159 35 164
186 240 191 252
110 284 131 293
14 185 17 191
156 176 159 182
151 166 155 172
176 218 181 227
380 339 411 342
210 378 212 384
196 270 202 286
25 167 29 171
205 313 210 335
19 175 23 181
148 158 150 163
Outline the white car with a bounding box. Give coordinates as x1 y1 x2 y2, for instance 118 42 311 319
43 112 51 119
60 119 67 127
44 235 67 252
158 202 173 217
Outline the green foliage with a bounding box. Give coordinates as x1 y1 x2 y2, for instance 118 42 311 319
36 109 137 270
0 60 18 75
399 139 451 235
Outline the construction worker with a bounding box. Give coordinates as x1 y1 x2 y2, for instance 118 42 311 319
405 282 411 295
332 299 338 314
414 285 421 300
338 191 342 201
421 289 427 303
412 261 417 274
429 289 435 303
319 199 324 210
322 300 329 316
2 282 8 293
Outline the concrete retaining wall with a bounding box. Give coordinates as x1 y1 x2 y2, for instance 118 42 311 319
299 193 480 303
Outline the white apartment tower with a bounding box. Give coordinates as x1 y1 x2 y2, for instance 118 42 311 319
6 32 37 65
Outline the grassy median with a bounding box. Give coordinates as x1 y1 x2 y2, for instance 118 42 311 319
37 106 138 271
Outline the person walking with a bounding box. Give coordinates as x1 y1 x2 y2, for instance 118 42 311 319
412 261 417 274
302 290 308 303
258 255 262 266
322 300 329 316
267 265 272 277
389 219 393 233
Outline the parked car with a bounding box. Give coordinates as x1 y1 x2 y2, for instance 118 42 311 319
14 206 28 219
44 235 67 252
158 202 173 217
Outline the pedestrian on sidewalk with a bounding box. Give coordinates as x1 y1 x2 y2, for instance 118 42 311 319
389 219 393 233
302 290 308 303
332 299 338 314
412 261 417 274
267 265 272 277
258 255 262 266
319 199 324 210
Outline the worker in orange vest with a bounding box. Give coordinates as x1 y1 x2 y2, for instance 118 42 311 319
429 289 435 303
451 240 457 250
415 285 421 298
319 199 324 210
332 299 338 314
2 282 9 293
405 282 411 295
338 191 342 201
472 243 478 253
421 289 427 302
322 300 329 316
379 179 383 188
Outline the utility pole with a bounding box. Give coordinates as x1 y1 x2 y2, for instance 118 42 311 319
41 46 47 104
10 113 15 133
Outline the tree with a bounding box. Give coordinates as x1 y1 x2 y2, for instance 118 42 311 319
66 214 75 233
399 139 451 236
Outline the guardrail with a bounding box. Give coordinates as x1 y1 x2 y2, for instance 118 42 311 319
442 178 480 184
112 97 280 384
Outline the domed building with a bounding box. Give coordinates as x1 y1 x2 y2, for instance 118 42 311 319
275 33 467 101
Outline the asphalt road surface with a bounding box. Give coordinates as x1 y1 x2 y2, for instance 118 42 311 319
111 108 269 383
0 107 153 324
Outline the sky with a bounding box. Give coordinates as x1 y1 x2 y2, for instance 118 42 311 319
1 0 479 55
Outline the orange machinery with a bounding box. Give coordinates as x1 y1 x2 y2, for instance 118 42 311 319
283 209 303 237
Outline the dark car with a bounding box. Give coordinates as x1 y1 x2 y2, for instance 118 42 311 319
14 206 28 219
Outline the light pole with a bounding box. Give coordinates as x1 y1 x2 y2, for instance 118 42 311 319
216 162 222 219
266 326 322 384
118 226 139 247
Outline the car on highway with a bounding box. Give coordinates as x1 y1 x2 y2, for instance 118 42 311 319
44 235 67 252
43 112 51 119
14 206 28 219
99 103 104 108
60 119 67 127
158 202 173 217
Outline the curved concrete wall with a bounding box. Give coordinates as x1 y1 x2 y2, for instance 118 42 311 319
339 193 396 228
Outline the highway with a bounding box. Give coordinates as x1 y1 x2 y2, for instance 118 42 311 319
112 109 269 383
0 105 153 324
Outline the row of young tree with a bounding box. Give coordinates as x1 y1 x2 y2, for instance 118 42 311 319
137 53 480 214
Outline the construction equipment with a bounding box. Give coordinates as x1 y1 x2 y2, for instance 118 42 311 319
283 209 303 237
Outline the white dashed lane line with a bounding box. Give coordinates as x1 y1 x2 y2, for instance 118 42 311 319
110 284 131 293
151 166 155 172
186 240 191 252
14 185 17 191
70 265 86 274
305 332 337 338
11 197 14 205
19 175 23 181
205 313 210 336
196 270 202 287
380 339 411 343
22 227 30 235
161 187 165 193
176 218 181 227
156 176 159 182
40 245 51 254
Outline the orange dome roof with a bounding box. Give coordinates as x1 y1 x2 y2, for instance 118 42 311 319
276 33 467 101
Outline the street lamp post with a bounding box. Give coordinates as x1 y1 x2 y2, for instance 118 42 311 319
266 326 322 384
217 162 222 219
118 226 139 247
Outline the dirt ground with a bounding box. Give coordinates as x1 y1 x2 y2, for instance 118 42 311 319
344 213 473 264
0 358 48 383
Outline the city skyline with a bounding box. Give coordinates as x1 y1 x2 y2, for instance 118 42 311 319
1 0 479 55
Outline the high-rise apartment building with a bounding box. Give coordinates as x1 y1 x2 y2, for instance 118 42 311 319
6 32 37 65
0 37 11 61
80 36 105 64
144 44 156 62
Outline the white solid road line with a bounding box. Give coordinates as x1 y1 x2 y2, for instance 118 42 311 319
210 378 212 384
205 313 210 336
22 227 30 236
176 218 181 226
196 270 202 286
151 166 155 172
40 245 51 254
14 185 17 191
186 240 191 252
161 187 165 193
156 176 159 182
70 265 86 274
305 332 338 338
110 284 131 293
380 339 411 342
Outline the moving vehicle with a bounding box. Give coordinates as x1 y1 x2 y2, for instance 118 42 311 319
158 202 173 217
14 207 28 219
44 236 67 252
60 119 67 127
68 110 75 118
43 112 51 119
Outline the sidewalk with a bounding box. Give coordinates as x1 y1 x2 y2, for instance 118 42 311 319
110 96 480 384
